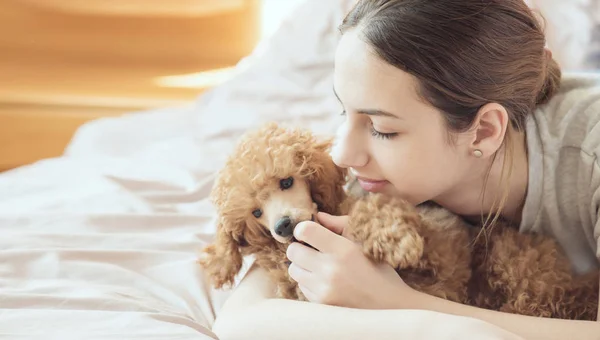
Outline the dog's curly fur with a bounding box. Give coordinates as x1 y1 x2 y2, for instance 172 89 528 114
200 122 599 321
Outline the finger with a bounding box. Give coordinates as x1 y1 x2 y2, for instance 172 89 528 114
287 262 310 282
293 220 349 253
286 242 322 272
288 262 317 290
316 212 349 235
298 284 319 303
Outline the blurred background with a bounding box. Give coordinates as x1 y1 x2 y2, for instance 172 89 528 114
0 0 598 172
0 0 304 171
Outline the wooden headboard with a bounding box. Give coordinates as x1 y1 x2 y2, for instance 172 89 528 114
0 0 261 171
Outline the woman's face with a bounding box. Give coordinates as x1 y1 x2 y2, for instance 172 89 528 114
331 29 476 205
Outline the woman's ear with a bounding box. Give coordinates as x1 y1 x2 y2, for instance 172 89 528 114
199 218 244 289
469 103 510 158
307 139 348 215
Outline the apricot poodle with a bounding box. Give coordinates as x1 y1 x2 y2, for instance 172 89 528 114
200 122 598 321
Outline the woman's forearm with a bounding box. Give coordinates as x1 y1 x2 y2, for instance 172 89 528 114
212 265 598 340
213 298 522 340
212 266 521 340
411 291 600 340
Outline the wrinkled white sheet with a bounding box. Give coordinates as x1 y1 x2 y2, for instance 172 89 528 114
0 107 230 340
0 0 594 339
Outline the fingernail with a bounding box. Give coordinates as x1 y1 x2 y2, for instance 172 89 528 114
293 222 306 238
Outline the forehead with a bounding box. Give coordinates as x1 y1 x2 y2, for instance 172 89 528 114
333 30 426 117
224 157 302 201
215 174 275 217
254 183 274 201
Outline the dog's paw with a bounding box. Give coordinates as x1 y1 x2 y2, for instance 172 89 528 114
348 193 424 269
366 228 424 269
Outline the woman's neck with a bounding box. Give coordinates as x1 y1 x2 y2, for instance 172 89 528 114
435 130 529 226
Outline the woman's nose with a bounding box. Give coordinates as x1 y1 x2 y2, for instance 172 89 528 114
331 125 368 169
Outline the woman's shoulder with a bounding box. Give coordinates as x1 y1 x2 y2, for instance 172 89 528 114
523 73 600 273
533 71 600 158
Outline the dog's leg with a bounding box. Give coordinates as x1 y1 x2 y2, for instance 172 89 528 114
347 193 424 269
268 267 306 300
280 261 308 301
271 268 305 300
473 227 599 320
256 254 306 301
347 194 472 303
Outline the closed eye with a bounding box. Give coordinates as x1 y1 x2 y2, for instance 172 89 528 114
370 125 398 140
340 111 398 140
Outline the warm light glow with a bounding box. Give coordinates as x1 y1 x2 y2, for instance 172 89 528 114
154 0 305 90
153 67 238 89
16 0 247 17
259 0 304 39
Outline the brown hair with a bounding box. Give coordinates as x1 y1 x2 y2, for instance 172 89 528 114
339 0 561 227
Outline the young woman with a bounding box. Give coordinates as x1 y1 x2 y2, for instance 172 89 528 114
212 1 600 339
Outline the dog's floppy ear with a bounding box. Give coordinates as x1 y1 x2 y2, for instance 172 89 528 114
307 138 348 215
199 218 244 289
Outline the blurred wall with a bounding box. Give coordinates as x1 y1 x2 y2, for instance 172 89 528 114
0 0 262 171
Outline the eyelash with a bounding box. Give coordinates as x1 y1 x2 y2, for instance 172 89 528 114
339 110 398 140
370 127 397 140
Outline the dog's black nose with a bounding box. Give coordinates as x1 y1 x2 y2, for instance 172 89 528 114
274 216 294 237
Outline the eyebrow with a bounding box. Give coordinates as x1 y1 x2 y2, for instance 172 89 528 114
333 86 400 119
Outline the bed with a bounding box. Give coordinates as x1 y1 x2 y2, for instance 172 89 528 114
0 0 595 339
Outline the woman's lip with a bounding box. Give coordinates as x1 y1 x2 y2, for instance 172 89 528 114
355 176 386 183
356 177 388 192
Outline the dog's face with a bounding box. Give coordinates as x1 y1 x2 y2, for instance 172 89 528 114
251 175 318 243
211 123 348 246
200 123 348 288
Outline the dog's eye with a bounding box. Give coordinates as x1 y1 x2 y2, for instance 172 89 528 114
252 209 262 218
280 177 294 190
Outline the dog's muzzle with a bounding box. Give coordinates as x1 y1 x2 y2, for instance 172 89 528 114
274 214 315 238
274 216 294 238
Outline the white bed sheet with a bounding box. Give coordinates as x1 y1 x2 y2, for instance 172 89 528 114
0 1 354 338
0 0 594 339
0 107 230 340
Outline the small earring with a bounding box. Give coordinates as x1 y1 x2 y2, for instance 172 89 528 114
473 149 483 158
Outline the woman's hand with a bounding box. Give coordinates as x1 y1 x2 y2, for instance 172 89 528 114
286 212 418 309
